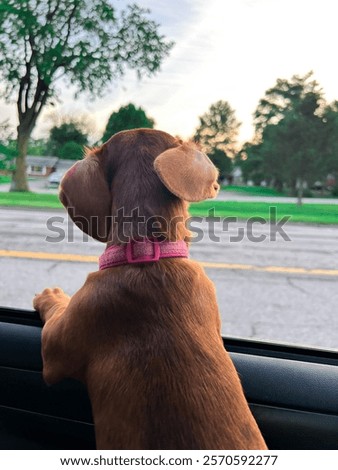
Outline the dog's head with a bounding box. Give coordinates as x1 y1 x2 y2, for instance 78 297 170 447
59 129 219 243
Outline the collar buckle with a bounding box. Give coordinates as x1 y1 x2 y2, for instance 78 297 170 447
126 239 161 264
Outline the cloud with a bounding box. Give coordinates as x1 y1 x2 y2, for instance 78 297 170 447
1 0 337 145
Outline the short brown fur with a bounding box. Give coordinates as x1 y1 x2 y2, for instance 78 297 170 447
34 129 267 450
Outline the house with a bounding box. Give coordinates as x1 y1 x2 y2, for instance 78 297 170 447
54 159 77 173
25 156 77 177
231 166 243 185
26 156 58 176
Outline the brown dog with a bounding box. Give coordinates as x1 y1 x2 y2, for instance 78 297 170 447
34 129 267 450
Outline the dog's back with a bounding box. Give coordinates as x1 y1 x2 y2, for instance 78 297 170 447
81 259 266 449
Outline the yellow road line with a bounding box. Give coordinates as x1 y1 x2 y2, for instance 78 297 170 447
0 249 337 277
0 249 97 263
199 261 338 276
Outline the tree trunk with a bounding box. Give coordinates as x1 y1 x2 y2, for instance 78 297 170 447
274 178 283 193
296 178 303 206
10 127 30 192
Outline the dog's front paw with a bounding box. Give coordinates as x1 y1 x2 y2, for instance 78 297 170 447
33 287 70 323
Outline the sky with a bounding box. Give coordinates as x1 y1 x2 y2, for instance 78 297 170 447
1 0 338 145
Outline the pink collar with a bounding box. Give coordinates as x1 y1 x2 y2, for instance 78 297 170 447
99 239 189 270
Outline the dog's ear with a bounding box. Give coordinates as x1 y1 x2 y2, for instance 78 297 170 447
59 150 112 242
153 143 220 202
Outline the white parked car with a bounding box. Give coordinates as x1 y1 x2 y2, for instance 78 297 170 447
47 171 65 185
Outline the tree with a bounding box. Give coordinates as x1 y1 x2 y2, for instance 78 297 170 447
254 71 322 133
207 148 233 181
102 103 155 142
27 138 48 156
47 120 88 157
0 120 16 171
0 119 12 142
0 1 173 191
322 101 338 175
237 143 265 187
252 72 327 204
58 141 84 160
194 100 240 156
193 100 240 180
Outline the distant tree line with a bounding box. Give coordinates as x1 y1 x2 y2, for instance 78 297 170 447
0 103 156 162
1 2 338 199
194 72 338 203
1 68 338 203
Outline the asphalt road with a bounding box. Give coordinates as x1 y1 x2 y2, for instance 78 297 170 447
1 207 338 351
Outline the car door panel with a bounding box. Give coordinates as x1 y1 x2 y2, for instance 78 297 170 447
0 307 337 450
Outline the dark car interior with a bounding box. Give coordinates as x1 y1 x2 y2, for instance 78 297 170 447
0 305 338 450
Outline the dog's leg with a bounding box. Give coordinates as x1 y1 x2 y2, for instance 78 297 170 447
34 287 70 324
34 287 72 384
34 287 92 384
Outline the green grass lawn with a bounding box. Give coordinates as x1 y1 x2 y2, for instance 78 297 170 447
190 201 338 225
221 185 285 197
0 175 12 184
0 192 338 224
0 192 62 209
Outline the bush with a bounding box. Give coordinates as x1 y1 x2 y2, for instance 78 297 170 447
58 141 83 160
331 186 338 197
302 188 313 198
